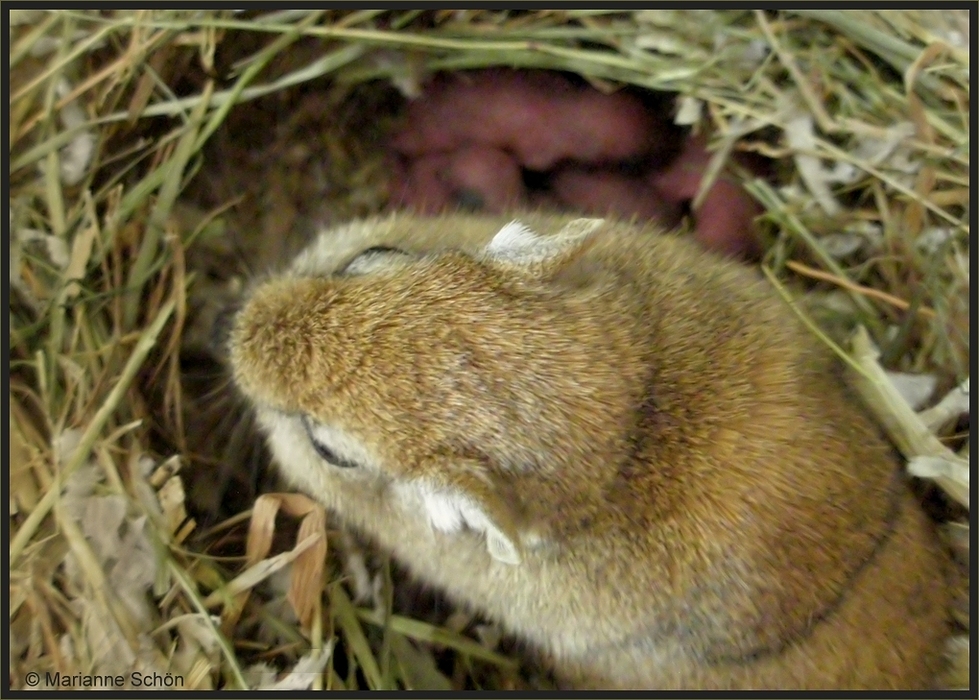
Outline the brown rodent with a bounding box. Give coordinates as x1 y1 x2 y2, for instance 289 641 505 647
229 212 949 689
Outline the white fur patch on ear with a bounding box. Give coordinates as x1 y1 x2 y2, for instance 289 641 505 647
484 218 604 266
485 220 541 258
409 482 521 565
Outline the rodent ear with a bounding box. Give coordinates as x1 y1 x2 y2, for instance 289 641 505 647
482 218 604 275
407 464 523 566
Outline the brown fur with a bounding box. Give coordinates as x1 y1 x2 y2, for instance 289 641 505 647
230 212 949 689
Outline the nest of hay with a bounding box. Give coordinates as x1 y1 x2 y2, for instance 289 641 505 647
8 9 970 690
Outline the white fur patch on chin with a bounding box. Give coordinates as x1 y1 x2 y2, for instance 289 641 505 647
397 481 521 565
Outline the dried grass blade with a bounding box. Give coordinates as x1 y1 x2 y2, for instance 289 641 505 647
848 327 969 508
355 608 520 670
10 298 176 565
330 583 385 690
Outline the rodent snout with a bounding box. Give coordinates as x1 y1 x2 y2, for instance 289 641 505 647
229 277 348 412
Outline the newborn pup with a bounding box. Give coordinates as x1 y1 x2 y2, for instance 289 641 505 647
390 69 673 170
388 69 765 257
230 213 948 689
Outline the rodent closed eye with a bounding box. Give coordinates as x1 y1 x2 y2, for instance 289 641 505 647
338 245 412 276
357 245 409 257
301 416 360 469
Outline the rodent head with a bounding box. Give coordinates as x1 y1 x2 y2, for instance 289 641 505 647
230 217 645 564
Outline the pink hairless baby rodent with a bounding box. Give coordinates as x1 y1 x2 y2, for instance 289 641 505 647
388 68 767 258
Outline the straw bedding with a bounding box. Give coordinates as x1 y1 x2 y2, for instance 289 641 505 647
8 9 970 690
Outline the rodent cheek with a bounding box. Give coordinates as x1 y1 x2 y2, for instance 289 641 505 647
257 407 389 520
